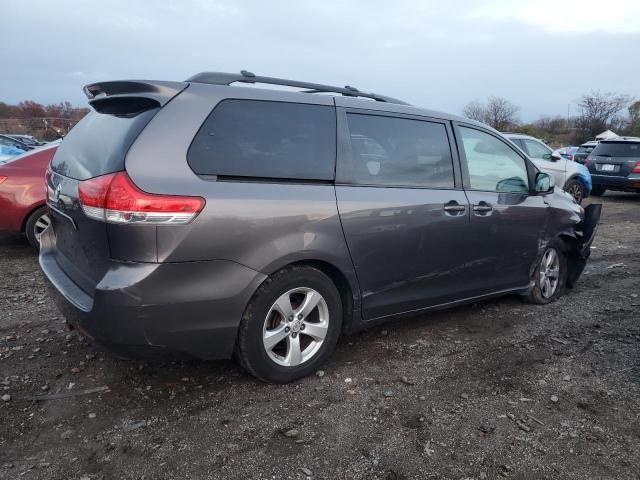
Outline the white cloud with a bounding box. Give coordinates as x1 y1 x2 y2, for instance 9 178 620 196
469 0 640 34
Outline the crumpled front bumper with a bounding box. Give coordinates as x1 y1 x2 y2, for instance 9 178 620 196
565 203 602 288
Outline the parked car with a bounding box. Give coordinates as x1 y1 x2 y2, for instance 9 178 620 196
0 141 59 248
40 71 601 383
502 133 591 204
6 134 44 148
0 134 28 161
585 138 640 195
573 141 598 165
554 146 578 161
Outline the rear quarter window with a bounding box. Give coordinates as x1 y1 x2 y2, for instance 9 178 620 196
187 99 336 181
51 109 158 180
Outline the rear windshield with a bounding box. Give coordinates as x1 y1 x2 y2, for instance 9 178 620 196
187 99 336 181
51 109 158 180
577 145 595 154
592 142 640 158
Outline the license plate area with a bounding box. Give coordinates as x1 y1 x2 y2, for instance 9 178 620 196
598 164 617 172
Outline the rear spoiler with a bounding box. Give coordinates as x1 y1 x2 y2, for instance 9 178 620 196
83 80 188 115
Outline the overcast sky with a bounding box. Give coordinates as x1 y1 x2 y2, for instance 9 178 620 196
2 0 638 121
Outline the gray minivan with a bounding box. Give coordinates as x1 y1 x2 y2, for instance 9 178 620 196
40 71 601 383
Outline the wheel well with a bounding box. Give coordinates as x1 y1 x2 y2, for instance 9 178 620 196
20 203 46 233
563 175 581 189
288 260 354 333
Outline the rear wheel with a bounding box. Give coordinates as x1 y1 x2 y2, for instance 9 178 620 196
25 206 51 250
564 179 584 204
235 266 342 383
525 240 567 305
590 186 606 197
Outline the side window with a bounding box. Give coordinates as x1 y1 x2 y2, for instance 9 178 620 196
344 113 455 188
459 127 529 193
509 138 524 150
188 99 336 181
523 139 552 159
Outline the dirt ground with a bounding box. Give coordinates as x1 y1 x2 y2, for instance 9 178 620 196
1 193 639 480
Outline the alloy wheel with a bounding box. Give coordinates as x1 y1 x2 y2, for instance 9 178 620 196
567 183 583 203
33 213 51 243
262 287 329 367
539 248 560 299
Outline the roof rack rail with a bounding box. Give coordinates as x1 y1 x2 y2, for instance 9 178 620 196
185 70 410 105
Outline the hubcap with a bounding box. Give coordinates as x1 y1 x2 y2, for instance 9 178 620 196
34 213 51 243
539 248 560 299
262 287 329 367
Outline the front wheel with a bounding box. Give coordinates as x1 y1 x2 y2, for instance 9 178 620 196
525 241 567 305
235 266 342 383
564 179 584 204
25 206 51 250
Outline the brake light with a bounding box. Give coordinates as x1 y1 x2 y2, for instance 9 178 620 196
78 171 205 224
632 162 640 174
0 176 7 184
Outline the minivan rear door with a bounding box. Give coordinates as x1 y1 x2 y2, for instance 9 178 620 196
46 81 186 294
335 107 470 320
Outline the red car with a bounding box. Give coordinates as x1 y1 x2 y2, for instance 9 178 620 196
0 141 59 248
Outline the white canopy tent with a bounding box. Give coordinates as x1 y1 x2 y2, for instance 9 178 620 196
595 130 619 140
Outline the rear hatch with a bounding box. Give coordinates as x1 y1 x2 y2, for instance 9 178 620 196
586 141 640 178
46 80 186 295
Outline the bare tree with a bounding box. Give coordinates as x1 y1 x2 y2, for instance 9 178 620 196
462 96 519 130
462 100 486 123
626 100 640 136
575 91 631 139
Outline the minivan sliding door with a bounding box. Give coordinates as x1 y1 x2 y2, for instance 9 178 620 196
335 109 470 321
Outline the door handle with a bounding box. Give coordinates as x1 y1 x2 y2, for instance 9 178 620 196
472 202 493 215
443 201 466 216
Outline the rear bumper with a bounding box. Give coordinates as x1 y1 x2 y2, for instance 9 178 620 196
591 173 640 191
39 228 267 360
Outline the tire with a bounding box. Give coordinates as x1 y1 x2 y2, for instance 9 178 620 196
25 206 51 250
564 179 584 204
235 266 343 383
525 239 567 305
590 186 606 197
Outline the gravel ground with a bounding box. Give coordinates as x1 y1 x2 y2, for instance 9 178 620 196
1 193 639 480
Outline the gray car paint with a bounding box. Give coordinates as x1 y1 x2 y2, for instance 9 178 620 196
40 79 599 360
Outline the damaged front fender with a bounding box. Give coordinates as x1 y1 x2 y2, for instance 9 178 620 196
562 203 602 288
533 189 602 290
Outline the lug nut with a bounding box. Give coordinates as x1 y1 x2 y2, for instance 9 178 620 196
285 327 290 333
288 316 293 322
292 333 297 338
300 324 305 330
297 314 303 320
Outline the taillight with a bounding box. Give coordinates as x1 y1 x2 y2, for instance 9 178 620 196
0 176 7 185
583 158 590 167
78 171 205 224
632 162 640 174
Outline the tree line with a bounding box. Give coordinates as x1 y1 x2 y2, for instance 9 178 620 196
463 92 640 146
0 100 90 140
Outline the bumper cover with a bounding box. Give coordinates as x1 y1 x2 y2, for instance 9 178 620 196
591 173 640 191
39 228 266 360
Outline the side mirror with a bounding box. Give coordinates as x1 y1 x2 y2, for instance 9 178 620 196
548 152 562 161
535 172 554 193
